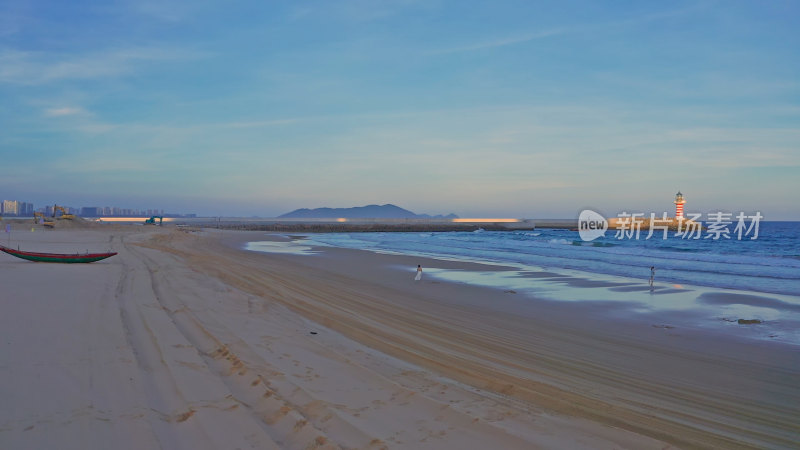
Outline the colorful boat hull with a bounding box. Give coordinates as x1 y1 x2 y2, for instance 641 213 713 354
0 245 117 263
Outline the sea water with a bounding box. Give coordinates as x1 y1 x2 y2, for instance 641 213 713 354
302 222 800 297
247 222 800 344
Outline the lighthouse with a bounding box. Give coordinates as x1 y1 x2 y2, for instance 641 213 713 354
674 191 686 219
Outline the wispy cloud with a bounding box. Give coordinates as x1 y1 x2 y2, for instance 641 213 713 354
71 117 303 136
0 47 207 85
0 1 35 37
429 29 567 54
129 1 190 22
53 156 154 174
430 3 708 54
44 106 86 117
340 0 430 22
221 118 302 129
289 0 430 23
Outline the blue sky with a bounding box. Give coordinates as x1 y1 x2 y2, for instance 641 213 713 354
1 0 798 218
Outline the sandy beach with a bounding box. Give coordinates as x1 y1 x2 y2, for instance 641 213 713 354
1 225 798 449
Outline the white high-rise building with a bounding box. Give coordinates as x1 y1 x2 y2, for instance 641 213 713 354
2 200 19 215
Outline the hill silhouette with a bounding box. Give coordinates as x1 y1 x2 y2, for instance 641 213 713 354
278 204 458 219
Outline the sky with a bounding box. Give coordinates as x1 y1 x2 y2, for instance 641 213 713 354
0 0 798 219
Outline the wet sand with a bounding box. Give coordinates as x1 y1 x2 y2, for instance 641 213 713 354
1 226 798 449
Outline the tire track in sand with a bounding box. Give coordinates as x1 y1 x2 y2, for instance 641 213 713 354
115 236 283 450
131 233 550 449
126 240 344 450
150 229 800 450
113 236 218 450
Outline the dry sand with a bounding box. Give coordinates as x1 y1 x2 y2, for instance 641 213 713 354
1 225 798 449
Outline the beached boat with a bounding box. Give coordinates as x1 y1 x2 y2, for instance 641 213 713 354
0 245 117 263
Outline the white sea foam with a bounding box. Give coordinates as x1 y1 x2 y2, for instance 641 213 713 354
296 223 800 297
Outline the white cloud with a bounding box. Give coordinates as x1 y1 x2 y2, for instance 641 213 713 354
44 107 85 117
0 47 208 85
221 118 302 129
130 1 189 22
56 158 151 173
429 29 567 54
289 0 430 23
430 4 707 54
0 3 27 37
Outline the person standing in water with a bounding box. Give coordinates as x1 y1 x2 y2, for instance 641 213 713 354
649 266 655 287
415 265 422 281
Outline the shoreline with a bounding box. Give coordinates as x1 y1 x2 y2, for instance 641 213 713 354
199 229 800 447
278 226 800 298
239 231 800 345
2 226 798 449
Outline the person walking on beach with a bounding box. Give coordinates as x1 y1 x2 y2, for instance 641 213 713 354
649 266 655 287
415 265 423 281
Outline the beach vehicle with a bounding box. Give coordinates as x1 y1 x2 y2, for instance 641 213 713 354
33 212 56 228
53 205 75 220
0 245 117 263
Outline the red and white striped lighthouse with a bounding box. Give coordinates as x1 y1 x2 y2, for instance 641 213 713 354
674 191 686 219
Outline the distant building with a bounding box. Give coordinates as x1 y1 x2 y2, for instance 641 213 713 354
20 202 33 216
0 201 191 218
81 206 100 216
0 200 33 216
2 200 18 215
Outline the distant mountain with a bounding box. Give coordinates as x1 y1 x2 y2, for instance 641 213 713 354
278 204 458 219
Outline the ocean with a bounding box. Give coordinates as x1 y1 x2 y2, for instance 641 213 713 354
297 222 800 297
246 222 800 344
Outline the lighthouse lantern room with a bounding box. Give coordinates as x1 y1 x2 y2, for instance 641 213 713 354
674 191 686 219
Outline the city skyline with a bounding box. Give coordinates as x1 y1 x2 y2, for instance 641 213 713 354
0 198 185 217
1 1 798 219
2 195 798 222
